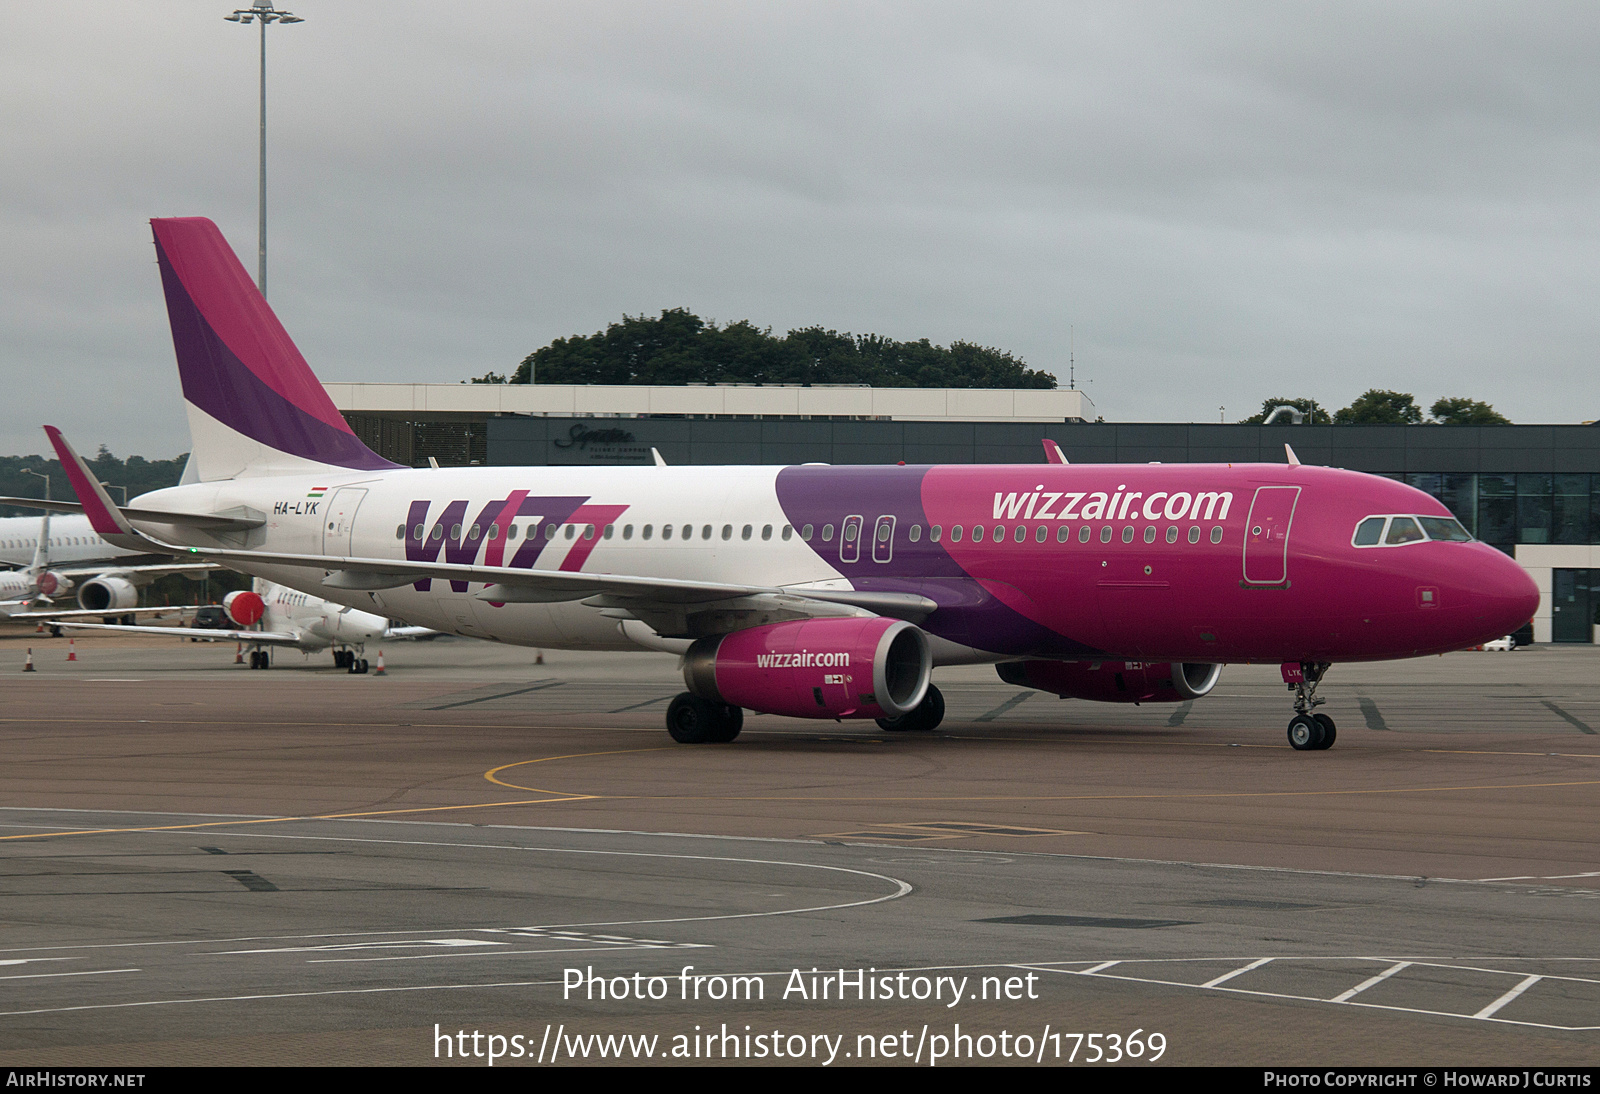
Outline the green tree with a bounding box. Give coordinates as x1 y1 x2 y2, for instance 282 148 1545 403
0 448 189 517
1333 390 1423 425
1239 398 1332 425
1429 397 1511 425
512 309 1055 389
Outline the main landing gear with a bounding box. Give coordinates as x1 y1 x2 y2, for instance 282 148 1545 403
877 684 945 733
1286 661 1336 751
247 649 270 670
334 649 369 674
666 693 743 743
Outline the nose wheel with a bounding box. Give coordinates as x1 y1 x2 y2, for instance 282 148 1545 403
1288 712 1336 751
1285 661 1336 750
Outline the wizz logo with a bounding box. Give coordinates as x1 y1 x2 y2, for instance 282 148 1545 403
403 493 589 592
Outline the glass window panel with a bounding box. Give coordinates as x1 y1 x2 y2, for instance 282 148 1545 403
1479 474 1516 498
1518 473 1553 497
1556 474 1589 495
1354 517 1385 546
1517 495 1553 544
1555 493 1590 545
1418 516 1472 542
1478 496 1516 544
1386 517 1424 545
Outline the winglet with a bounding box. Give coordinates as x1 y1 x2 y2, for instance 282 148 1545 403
1042 439 1069 465
43 426 142 546
651 447 668 467
1285 443 1302 467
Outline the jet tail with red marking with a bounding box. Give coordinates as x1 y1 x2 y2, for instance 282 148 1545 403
150 217 401 481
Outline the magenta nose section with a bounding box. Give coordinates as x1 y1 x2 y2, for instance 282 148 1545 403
1475 549 1540 640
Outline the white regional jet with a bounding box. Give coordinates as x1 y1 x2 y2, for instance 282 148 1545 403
0 506 216 616
59 579 391 672
0 509 213 621
42 218 1537 748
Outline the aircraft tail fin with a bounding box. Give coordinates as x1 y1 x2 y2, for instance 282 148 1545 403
26 511 51 573
150 217 401 481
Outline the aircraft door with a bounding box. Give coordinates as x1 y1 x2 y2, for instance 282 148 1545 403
322 488 368 556
872 515 896 563
840 515 863 564
1242 486 1300 585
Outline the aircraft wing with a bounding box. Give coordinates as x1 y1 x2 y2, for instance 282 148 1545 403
50 562 219 580
2 605 194 623
55 621 306 646
142 543 936 619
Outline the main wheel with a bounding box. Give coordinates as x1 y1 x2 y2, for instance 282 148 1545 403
667 693 720 743
1287 713 1323 751
1313 713 1337 750
877 684 945 732
707 705 743 743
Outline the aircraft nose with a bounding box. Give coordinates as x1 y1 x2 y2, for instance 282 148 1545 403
1475 548 1540 638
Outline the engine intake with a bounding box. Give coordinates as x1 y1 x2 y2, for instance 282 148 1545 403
684 617 931 720
76 576 135 611
223 590 266 627
996 660 1222 704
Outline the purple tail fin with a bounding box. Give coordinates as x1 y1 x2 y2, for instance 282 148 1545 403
152 217 400 479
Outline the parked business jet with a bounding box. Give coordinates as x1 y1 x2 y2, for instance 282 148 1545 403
44 217 1539 748
60 579 390 672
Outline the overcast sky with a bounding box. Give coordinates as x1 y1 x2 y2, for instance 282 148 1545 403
3 2 1598 458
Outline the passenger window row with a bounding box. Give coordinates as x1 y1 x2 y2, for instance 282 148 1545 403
397 521 795 543
791 523 1226 546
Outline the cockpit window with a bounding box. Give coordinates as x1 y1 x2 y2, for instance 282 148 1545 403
1418 516 1473 542
1355 514 1474 548
1384 517 1425 545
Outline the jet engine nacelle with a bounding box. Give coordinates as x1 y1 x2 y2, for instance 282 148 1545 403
223 590 266 627
75 576 141 610
683 617 932 720
36 571 73 598
997 660 1223 704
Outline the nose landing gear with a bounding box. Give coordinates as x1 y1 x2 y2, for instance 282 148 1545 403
1284 661 1336 750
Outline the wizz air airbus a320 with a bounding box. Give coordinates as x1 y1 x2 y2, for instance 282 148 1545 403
45 218 1538 749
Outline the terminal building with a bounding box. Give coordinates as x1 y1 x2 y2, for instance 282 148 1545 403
329 381 1600 645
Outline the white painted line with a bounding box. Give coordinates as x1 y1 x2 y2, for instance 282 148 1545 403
1331 961 1411 1002
1202 957 1274 988
1478 871 1600 882
1473 974 1542 1020
0 968 139 982
1080 961 1120 974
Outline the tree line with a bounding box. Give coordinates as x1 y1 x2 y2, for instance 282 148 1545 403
0 447 188 518
481 309 1058 389
1239 392 1512 425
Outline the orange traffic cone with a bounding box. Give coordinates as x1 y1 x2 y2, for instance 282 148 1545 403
373 650 386 676
23 648 35 672
535 649 544 665
235 642 245 665
34 621 44 634
66 639 77 662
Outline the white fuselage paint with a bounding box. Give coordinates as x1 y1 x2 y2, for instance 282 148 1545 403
133 466 836 651
0 514 142 570
256 581 389 652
